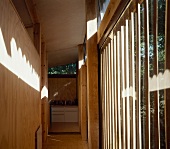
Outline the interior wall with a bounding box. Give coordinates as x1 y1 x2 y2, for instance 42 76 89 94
0 0 41 148
48 78 77 102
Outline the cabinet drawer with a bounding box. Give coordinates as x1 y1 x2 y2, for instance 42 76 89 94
52 114 64 122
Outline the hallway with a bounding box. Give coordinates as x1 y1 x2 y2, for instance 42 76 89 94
43 134 88 149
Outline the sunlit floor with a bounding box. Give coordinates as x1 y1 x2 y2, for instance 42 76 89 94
49 122 80 133
43 134 88 149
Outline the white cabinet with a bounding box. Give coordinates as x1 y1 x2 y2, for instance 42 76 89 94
65 107 78 122
51 106 78 122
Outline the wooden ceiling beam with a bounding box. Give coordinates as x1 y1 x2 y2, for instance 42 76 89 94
25 0 39 24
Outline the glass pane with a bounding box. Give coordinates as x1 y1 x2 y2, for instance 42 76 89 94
48 63 77 74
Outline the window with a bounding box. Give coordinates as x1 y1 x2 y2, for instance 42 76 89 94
48 63 77 75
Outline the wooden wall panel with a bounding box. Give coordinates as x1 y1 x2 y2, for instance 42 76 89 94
48 78 77 101
80 65 87 141
0 0 41 149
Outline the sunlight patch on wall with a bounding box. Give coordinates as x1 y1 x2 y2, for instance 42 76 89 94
149 70 170 92
78 59 84 69
0 28 40 91
41 86 48 99
122 86 135 98
87 18 97 40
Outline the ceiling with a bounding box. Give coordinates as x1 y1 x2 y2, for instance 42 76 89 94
12 0 86 67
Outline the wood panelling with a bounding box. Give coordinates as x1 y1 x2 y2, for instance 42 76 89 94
48 78 77 101
86 0 99 148
80 65 87 141
41 42 48 143
0 0 41 148
34 23 41 54
25 0 39 24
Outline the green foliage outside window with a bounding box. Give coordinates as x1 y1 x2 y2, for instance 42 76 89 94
48 63 77 74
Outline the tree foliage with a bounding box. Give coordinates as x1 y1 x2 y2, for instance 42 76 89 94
48 63 77 74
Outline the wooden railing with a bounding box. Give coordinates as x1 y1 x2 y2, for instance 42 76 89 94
99 0 169 148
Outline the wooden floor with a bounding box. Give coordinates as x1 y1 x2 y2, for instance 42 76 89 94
49 122 80 133
43 134 88 149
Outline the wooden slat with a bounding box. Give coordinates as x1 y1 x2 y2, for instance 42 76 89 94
114 34 118 149
103 49 106 149
144 0 150 148
104 48 108 149
136 3 142 149
121 25 126 149
107 45 110 149
108 41 113 148
165 0 170 148
100 51 104 149
103 50 106 149
131 12 136 149
125 19 130 149
153 0 160 148
110 31 115 149
106 46 110 149
116 31 122 149
106 45 109 149
102 49 105 149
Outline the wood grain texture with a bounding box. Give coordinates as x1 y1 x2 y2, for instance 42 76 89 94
48 78 77 101
86 0 99 148
25 0 39 24
80 65 87 141
86 32 99 149
34 23 41 54
97 0 121 43
41 42 48 143
0 0 41 148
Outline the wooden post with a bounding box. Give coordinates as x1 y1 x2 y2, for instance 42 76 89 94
41 42 48 143
78 44 84 69
86 0 99 148
78 44 84 131
80 65 87 141
34 23 41 54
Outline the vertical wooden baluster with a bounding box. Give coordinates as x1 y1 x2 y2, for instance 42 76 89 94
108 40 112 148
131 12 136 149
121 25 126 149
106 45 109 149
125 19 130 149
114 34 118 149
101 50 104 149
117 31 122 149
104 48 107 149
110 31 115 149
